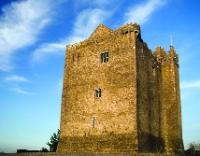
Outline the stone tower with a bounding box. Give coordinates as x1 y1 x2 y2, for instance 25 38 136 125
57 23 184 154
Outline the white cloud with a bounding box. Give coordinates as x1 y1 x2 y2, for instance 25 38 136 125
32 43 66 61
3 75 32 94
4 75 29 82
124 0 166 24
75 0 114 7
32 0 168 62
181 80 200 89
32 8 110 61
11 87 32 95
0 0 55 71
67 8 109 44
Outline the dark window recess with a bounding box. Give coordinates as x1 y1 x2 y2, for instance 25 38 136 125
101 52 109 63
72 53 75 62
124 30 129 34
95 88 101 97
92 117 96 128
72 52 79 63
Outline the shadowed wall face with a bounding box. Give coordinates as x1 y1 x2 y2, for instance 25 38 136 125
57 24 184 154
156 47 184 153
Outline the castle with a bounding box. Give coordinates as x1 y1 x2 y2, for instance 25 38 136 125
57 23 184 154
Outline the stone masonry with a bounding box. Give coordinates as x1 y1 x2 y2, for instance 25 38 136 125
57 23 184 154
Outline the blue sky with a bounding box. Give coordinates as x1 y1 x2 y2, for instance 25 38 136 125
0 0 200 153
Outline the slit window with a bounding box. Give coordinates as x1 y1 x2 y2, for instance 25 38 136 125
101 52 109 63
95 88 101 97
92 117 96 128
72 52 79 63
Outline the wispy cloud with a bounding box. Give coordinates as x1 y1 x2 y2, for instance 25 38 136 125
67 8 109 44
0 0 55 71
32 43 66 61
181 80 200 89
124 0 166 24
4 75 29 83
32 0 167 62
3 75 32 95
75 0 111 6
11 87 32 95
32 8 110 61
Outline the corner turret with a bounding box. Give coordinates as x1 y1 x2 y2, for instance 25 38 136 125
168 46 179 68
154 46 167 56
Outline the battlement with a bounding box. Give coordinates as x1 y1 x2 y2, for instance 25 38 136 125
67 23 141 50
154 46 178 56
114 23 141 35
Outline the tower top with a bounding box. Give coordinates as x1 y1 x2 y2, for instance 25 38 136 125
154 46 167 57
169 45 177 57
116 23 141 34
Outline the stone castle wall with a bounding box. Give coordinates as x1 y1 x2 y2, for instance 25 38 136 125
154 47 184 153
58 24 139 153
136 42 161 152
57 23 184 154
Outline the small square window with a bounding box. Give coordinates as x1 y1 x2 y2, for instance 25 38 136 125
95 88 101 97
101 52 109 63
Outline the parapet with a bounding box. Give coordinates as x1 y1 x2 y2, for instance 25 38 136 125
153 46 179 68
114 23 141 36
153 46 167 57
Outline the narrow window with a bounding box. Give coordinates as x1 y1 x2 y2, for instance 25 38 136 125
101 52 109 63
95 88 101 97
72 53 75 63
72 52 79 63
92 117 96 128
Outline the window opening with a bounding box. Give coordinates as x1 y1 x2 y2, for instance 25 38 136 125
95 88 101 97
92 117 96 128
101 52 109 63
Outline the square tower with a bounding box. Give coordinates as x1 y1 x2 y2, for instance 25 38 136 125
57 23 183 154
